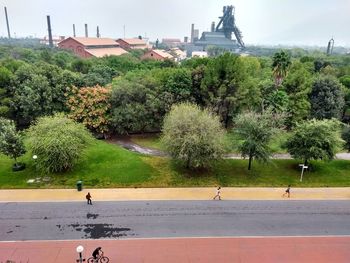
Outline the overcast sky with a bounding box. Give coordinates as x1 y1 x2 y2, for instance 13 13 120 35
1 0 349 46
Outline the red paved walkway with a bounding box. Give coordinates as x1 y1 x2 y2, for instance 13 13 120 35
1 236 350 263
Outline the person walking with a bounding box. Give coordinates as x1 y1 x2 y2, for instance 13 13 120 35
86 192 92 205
282 185 291 198
213 186 222 200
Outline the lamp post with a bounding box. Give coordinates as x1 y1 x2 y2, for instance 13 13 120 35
299 164 308 182
76 245 85 263
32 155 38 173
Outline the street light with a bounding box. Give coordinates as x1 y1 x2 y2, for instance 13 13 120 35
32 155 37 160
299 164 308 182
76 245 85 263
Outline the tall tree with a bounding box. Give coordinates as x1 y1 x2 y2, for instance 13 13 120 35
272 50 291 87
234 111 283 170
310 75 345 120
283 62 313 127
201 53 243 127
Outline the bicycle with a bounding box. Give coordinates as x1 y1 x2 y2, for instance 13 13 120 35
87 254 109 263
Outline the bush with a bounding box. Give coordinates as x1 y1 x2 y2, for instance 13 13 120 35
27 114 94 174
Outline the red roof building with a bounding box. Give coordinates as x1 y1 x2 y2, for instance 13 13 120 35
58 37 128 58
116 38 150 50
141 49 174 61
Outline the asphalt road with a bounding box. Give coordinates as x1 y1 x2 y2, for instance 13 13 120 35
1 200 350 241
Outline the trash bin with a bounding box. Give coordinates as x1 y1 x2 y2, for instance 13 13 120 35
76 180 83 191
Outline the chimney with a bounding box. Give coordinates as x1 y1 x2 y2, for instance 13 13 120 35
4 7 11 39
211 22 215 32
47 15 53 48
73 24 76 37
184 36 188 43
85 23 88 37
191 24 195 43
96 26 100 38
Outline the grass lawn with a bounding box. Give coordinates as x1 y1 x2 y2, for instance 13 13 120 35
129 132 290 154
0 140 349 189
130 134 163 150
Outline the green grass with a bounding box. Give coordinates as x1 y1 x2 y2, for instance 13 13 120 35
130 134 163 150
0 139 350 189
130 132 290 154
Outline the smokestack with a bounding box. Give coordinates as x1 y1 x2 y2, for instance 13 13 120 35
211 22 215 32
4 7 11 39
191 24 195 43
96 26 100 38
85 23 88 37
73 24 76 37
184 36 188 43
47 15 53 48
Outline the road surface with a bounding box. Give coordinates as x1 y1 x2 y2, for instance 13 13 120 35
1 200 350 241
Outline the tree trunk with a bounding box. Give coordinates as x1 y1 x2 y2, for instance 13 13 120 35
248 155 252 170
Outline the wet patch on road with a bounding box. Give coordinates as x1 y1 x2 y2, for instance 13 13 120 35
56 223 134 239
86 213 99 219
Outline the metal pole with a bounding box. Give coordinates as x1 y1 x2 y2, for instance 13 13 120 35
73 24 76 37
300 167 304 182
4 7 11 39
47 16 53 48
85 23 88 37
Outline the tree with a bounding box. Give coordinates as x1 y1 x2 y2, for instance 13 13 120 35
11 62 79 127
342 125 350 152
200 53 243 127
161 103 226 169
234 111 282 170
27 114 93 174
283 62 313 128
0 66 13 117
272 50 291 87
310 76 345 120
66 85 112 136
0 118 26 168
110 70 162 134
285 119 344 165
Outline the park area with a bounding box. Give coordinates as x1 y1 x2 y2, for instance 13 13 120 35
0 138 349 189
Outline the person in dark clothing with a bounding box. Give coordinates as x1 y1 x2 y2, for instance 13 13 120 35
86 192 92 205
282 185 291 198
92 247 103 261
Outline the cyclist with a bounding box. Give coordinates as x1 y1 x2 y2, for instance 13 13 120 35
92 247 103 262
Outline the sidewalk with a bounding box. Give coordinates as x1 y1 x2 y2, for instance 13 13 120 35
0 187 350 202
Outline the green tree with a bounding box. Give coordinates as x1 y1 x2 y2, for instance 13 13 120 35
200 53 243 127
161 103 226 169
283 62 313 127
110 70 161 134
0 118 26 167
342 125 350 152
234 111 282 170
285 119 344 165
0 66 13 117
27 114 93 174
310 76 345 120
272 50 291 87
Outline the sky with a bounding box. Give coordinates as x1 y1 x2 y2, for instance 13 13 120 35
0 0 349 46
